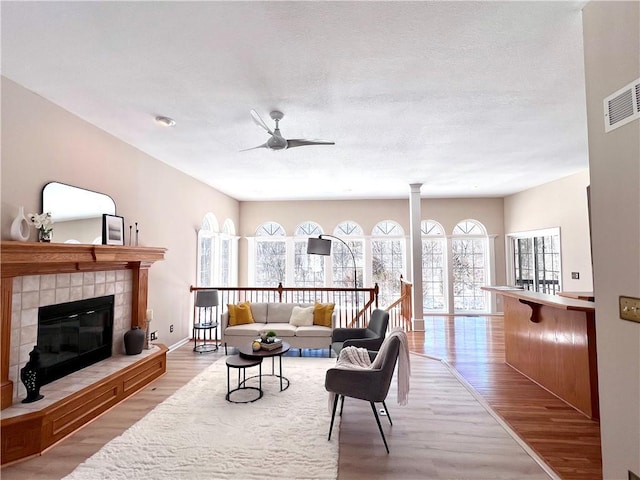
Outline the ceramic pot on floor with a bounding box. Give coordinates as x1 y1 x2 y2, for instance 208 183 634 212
124 326 145 355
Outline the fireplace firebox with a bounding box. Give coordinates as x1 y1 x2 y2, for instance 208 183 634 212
37 295 114 386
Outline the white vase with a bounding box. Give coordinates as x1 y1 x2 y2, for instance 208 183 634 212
10 206 30 242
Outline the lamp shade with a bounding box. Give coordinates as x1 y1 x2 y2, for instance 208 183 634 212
195 289 219 307
307 237 332 256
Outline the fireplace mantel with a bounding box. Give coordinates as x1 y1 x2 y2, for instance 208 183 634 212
1 241 167 277
1 241 167 410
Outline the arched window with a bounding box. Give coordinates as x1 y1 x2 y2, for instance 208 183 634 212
371 220 405 307
294 222 325 287
332 221 364 289
197 213 219 287
451 219 488 312
254 222 286 286
421 220 446 311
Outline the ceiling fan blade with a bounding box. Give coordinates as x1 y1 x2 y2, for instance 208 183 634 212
286 139 335 149
250 109 274 135
239 142 269 152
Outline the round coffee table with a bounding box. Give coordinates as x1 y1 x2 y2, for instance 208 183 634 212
238 340 291 392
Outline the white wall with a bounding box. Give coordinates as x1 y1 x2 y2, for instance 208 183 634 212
582 2 640 478
1 77 240 347
504 170 593 292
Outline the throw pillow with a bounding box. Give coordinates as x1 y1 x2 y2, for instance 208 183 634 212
227 301 254 326
313 302 335 327
289 305 315 327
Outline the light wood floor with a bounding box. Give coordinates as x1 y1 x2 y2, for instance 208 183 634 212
2 316 602 480
411 316 602 480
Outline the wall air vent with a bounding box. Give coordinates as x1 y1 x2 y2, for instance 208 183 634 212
604 78 640 132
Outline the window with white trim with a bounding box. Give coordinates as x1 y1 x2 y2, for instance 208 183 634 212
452 219 488 312
510 228 561 294
196 213 219 287
332 221 364 289
371 220 405 307
219 219 238 287
421 220 446 311
294 222 325 287
254 222 286 286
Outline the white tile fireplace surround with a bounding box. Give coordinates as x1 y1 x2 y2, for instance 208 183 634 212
9 270 132 402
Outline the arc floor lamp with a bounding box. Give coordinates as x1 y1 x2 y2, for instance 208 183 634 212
307 234 359 312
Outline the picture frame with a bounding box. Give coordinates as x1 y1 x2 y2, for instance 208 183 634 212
102 214 125 245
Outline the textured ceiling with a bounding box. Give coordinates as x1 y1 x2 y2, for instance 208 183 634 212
1 1 589 201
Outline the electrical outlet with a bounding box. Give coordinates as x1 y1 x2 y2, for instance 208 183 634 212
150 331 157 341
571 272 580 279
619 295 640 323
169 324 174 333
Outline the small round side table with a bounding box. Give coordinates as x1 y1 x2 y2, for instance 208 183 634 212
193 321 219 353
225 354 263 403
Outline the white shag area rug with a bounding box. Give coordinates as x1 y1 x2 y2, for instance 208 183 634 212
63 356 339 480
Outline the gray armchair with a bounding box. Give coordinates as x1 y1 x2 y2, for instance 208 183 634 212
325 335 400 453
331 308 389 356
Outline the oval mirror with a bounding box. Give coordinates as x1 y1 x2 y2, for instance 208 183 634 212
42 182 116 244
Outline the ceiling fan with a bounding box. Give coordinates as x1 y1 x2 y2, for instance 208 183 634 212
241 110 335 151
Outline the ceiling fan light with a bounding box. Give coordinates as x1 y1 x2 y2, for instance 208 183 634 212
155 115 176 127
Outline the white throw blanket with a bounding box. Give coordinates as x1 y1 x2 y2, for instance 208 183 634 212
330 328 411 407
335 344 373 369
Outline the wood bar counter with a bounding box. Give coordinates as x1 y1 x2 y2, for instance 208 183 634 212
483 286 599 420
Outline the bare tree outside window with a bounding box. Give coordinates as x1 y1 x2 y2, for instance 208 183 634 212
372 220 405 308
332 221 364 290
421 220 446 311
294 222 324 287
512 230 560 294
197 213 218 287
255 222 286 287
452 219 488 312
199 237 212 286
535 235 560 293
219 219 236 287
331 240 363 287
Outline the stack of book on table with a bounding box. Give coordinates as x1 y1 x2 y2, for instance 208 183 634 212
260 338 282 351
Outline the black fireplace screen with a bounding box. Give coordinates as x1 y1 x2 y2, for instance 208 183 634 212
37 295 114 386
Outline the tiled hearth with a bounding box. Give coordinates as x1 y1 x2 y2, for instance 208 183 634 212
2 345 159 419
9 270 133 402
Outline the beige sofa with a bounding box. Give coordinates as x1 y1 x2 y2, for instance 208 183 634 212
220 302 334 355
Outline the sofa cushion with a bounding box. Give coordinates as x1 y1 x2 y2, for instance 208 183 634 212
289 305 315 326
295 325 333 337
227 301 254 326
267 303 300 323
248 302 268 323
223 323 266 336
264 323 297 338
313 302 335 327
